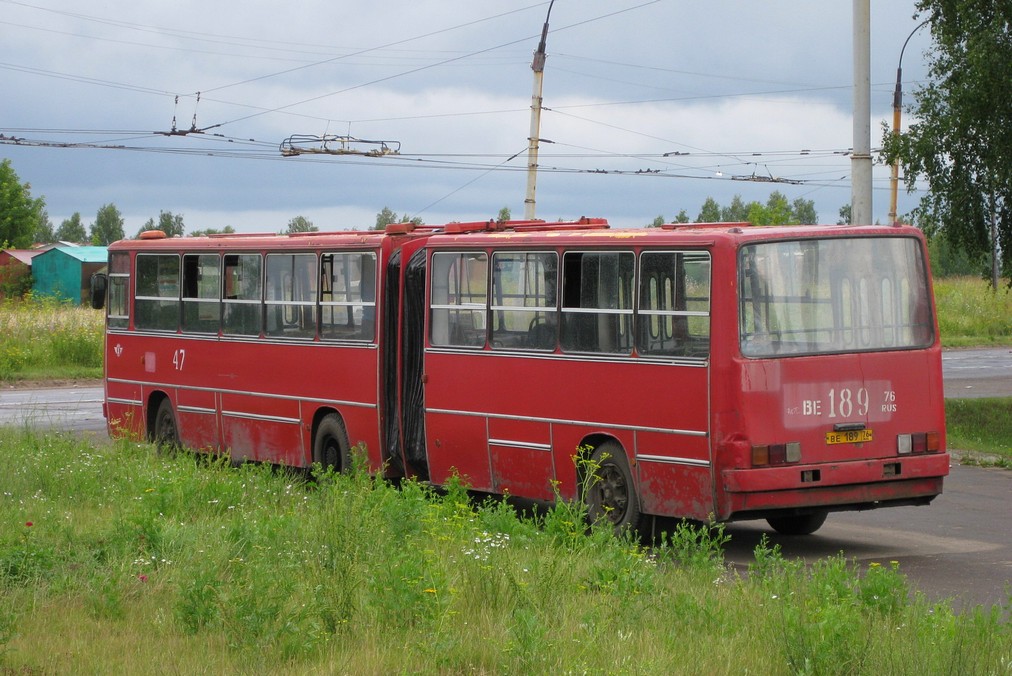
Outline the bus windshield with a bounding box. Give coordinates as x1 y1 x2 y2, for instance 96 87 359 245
739 236 934 357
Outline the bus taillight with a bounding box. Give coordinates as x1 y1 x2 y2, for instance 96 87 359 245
897 432 941 454
752 441 801 467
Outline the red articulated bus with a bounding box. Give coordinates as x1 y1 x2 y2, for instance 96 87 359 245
93 218 948 535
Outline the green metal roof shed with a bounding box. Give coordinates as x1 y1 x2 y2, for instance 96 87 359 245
31 246 108 304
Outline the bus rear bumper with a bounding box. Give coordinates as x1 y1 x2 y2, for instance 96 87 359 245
720 452 950 515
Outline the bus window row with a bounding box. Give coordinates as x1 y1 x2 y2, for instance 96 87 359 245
430 249 711 358
111 251 377 341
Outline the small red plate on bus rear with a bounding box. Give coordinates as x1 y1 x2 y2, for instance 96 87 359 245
826 429 873 445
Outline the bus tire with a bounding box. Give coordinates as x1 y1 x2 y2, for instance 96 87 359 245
767 511 828 536
585 441 642 534
314 413 351 474
152 398 179 453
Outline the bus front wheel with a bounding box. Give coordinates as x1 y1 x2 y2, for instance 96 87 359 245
585 442 642 534
314 414 351 474
766 511 828 536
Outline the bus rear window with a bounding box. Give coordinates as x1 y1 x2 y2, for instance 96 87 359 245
739 237 934 357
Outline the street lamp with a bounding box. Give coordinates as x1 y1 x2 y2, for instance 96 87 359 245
889 19 929 225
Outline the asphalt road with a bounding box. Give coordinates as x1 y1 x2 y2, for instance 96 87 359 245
0 383 106 434
722 462 1012 610
0 347 1008 609
2 347 1007 429
942 346 1012 398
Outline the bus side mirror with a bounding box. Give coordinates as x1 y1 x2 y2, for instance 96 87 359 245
90 273 107 310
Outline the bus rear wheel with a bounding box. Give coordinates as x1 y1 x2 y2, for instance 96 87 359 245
152 398 179 453
314 414 351 474
585 442 642 535
766 511 828 536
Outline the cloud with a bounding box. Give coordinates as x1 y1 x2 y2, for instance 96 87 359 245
2 0 933 232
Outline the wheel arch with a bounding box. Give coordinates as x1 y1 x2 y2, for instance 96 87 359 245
576 433 629 492
310 406 343 444
145 390 172 441
309 406 351 468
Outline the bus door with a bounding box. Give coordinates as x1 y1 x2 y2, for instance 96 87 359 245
401 249 429 479
422 250 500 494
381 249 404 476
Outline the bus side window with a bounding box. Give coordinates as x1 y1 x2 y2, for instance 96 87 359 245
107 252 130 329
182 254 221 334
320 252 377 342
490 251 557 350
265 253 317 339
430 252 487 348
135 254 180 331
561 251 634 354
222 254 262 336
637 251 710 358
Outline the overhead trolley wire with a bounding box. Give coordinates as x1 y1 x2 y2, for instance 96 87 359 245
200 0 662 131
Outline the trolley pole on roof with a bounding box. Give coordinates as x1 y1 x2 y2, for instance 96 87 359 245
524 0 554 221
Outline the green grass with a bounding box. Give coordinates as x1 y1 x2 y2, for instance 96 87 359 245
945 398 1012 463
0 428 1009 674
933 277 1012 347
0 296 104 382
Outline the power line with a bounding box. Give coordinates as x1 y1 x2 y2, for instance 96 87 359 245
0 129 862 187
0 61 177 98
201 0 662 131
0 0 540 62
3 1 914 211
194 3 551 96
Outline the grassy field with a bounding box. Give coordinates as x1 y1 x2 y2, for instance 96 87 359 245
946 398 1012 463
1 428 1008 674
0 296 103 382
0 285 1008 671
933 277 1012 347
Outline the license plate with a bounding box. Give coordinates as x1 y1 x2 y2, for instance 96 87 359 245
826 429 873 445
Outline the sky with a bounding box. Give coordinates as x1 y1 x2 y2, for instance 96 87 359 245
1 0 935 235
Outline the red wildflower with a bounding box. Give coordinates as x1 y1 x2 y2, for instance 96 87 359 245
25 521 33 527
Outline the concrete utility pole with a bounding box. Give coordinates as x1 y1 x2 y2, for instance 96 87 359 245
524 0 554 221
852 0 873 225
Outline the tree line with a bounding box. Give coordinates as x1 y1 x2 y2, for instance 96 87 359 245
0 153 985 282
0 159 328 246
647 191 819 227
